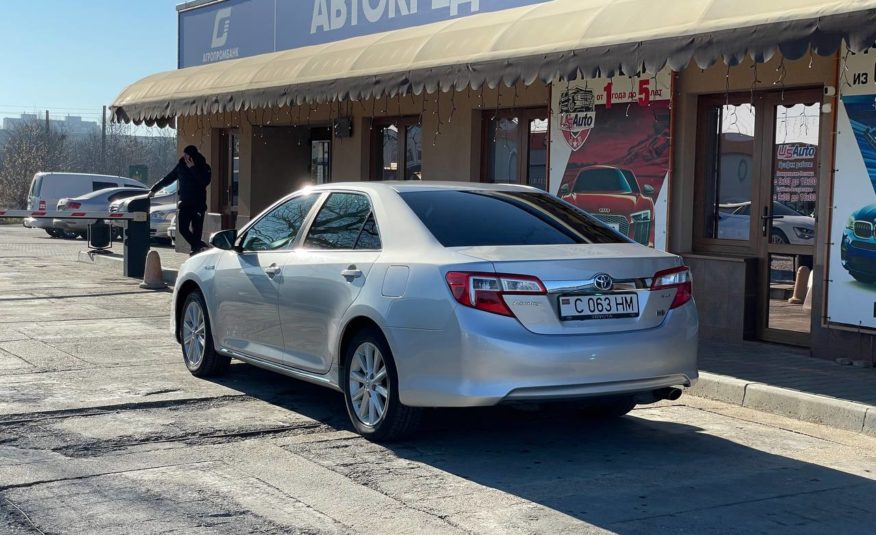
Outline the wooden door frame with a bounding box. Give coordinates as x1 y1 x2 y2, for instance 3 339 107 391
479 107 548 185
755 88 823 346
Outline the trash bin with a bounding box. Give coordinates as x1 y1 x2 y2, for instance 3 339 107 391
87 220 111 249
124 194 151 278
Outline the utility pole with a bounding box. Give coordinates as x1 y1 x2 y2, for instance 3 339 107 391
45 110 49 133
101 105 107 171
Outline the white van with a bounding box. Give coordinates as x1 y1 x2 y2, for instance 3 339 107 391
24 172 146 236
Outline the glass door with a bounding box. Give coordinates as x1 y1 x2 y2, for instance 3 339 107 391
759 93 821 344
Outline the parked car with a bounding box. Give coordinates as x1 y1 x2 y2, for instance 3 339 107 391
171 182 698 441
558 166 655 246
109 184 178 240
54 187 149 239
716 201 815 244
23 172 145 237
149 204 177 243
167 214 177 245
841 204 876 283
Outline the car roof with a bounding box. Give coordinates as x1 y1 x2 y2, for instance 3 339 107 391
305 181 541 194
73 186 147 200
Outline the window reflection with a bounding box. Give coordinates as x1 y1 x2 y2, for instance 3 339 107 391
305 193 376 250
242 194 318 251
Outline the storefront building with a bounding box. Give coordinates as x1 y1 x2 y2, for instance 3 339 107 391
113 0 876 362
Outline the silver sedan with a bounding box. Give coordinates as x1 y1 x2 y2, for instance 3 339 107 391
171 183 698 441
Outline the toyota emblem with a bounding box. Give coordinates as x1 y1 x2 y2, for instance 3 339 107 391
593 273 613 291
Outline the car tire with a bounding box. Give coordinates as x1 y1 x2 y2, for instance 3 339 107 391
850 271 876 284
578 395 637 418
45 229 57 238
180 291 230 377
770 229 790 244
342 327 421 442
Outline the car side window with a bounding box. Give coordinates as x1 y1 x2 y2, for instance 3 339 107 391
355 214 381 250
93 181 116 191
304 193 379 250
241 194 319 252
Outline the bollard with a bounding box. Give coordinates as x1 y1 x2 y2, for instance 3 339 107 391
788 266 811 304
139 250 167 290
124 194 151 279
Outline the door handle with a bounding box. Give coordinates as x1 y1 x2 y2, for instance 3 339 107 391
264 264 281 278
341 265 363 279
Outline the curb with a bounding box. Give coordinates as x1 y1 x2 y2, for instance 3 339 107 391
77 250 178 285
688 372 876 437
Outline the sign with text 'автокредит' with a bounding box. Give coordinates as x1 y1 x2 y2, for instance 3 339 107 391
179 0 551 68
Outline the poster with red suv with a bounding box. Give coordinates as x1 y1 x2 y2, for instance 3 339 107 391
550 70 672 249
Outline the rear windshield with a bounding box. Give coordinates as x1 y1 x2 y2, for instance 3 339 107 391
400 190 628 247
574 168 632 193
30 175 43 196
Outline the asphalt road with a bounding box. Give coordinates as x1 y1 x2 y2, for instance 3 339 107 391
1 224 875 534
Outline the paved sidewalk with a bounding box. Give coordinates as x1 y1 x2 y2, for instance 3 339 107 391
692 340 876 436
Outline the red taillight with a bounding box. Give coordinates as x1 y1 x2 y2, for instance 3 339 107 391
445 272 546 317
38 200 46 210
651 266 693 309
66 202 81 209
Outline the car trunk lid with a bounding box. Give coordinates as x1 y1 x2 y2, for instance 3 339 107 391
454 243 684 334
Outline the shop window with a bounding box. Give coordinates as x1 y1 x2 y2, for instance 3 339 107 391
483 109 548 190
700 102 756 242
310 127 332 184
371 117 422 181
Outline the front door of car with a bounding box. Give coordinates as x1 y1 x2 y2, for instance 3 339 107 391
278 192 382 373
212 193 321 363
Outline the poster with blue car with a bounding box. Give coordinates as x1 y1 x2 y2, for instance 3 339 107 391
829 47 876 328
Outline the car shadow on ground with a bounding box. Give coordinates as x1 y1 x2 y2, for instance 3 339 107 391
210 362 876 533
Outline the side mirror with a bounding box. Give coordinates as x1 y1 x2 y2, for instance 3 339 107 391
558 184 571 197
210 229 239 251
643 184 655 197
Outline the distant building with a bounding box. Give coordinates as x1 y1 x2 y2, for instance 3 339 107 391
1 114 99 137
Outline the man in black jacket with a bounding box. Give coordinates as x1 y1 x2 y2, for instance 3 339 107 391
149 145 211 255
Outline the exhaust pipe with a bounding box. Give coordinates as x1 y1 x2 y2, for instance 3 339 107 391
636 387 683 404
663 387 683 401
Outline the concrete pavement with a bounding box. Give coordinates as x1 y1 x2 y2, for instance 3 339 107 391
2 224 876 533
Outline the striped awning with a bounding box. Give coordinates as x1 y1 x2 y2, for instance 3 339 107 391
112 0 876 125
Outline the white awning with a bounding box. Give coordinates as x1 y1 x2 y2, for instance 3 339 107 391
112 0 876 125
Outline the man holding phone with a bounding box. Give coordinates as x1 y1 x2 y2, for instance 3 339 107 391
149 145 212 255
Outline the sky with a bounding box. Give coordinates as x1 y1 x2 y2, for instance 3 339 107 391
0 0 180 124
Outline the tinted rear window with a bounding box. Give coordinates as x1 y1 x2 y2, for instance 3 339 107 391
400 190 627 247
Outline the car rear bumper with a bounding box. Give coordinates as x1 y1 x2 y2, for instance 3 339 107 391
52 218 89 232
25 217 53 229
388 302 699 407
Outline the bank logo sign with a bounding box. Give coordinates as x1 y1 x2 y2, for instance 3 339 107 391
179 0 552 68
211 7 232 48
559 87 596 151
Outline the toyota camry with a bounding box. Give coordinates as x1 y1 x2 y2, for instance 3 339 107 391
171 182 698 441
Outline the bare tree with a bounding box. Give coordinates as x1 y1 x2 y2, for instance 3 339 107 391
0 119 69 208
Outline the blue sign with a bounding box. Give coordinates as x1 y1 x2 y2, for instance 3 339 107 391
179 0 550 68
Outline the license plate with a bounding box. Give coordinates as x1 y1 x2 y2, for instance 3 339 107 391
559 293 639 320
605 222 621 232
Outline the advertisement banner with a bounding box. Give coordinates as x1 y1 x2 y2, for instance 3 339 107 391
179 0 552 68
550 70 672 250
828 46 876 329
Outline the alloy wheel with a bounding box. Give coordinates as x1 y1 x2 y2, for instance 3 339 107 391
182 300 206 369
348 342 390 426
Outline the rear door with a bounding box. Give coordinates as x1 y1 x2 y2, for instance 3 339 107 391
213 193 321 363
278 192 381 373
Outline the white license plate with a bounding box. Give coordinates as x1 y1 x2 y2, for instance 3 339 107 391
559 293 639 320
604 222 621 232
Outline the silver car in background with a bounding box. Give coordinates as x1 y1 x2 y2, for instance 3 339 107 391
171 183 698 441
54 186 148 238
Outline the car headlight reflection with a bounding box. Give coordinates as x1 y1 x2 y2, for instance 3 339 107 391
793 226 814 239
